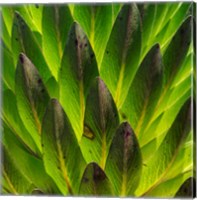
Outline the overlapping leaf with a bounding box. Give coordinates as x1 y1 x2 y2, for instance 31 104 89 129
135 100 191 196
120 44 163 138
73 4 122 68
80 77 119 168
0 3 194 197
100 4 141 108
15 53 50 151
137 16 192 144
59 22 99 140
2 147 34 194
42 99 86 195
3 89 40 155
42 5 73 79
2 123 60 194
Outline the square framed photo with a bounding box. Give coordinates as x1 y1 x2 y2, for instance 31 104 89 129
0 1 196 198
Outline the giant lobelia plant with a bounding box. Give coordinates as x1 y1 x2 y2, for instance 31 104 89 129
0 2 195 197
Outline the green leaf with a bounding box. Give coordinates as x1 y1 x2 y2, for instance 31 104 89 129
26 4 43 33
73 4 122 68
147 171 192 197
120 44 163 138
3 89 40 155
1 14 12 50
42 5 73 79
1 44 15 91
162 135 193 180
15 53 50 151
105 122 142 196
79 162 113 196
140 79 191 147
2 123 61 194
11 6 41 33
45 76 59 99
157 3 191 49
143 3 190 57
175 177 195 197
163 16 192 85
138 4 156 55
1 7 14 37
2 146 34 194
59 22 99 140
11 11 51 82
140 17 192 136
141 133 192 189
42 99 86 195
135 99 191 197
100 4 141 108
80 77 119 168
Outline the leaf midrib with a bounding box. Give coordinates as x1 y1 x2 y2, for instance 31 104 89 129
3 170 18 195
54 113 73 195
115 7 133 108
56 139 73 195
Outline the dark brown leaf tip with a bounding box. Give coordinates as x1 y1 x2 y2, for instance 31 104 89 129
93 163 106 181
50 98 60 107
122 122 133 138
19 53 25 64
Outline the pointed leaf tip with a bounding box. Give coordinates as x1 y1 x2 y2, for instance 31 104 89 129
60 21 98 140
19 53 25 64
79 162 113 195
15 53 50 150
81 77 119 166
42 98 85 194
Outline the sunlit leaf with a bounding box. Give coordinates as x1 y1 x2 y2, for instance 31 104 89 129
11 12 51 82
42 5 73 79
100 4 141 108
73 4 122 68
15 53 50 151
80 77 119 168
120 44 163 138
3 89 40 155
59 22 99 140
42 99 86 195
135 99 191 196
